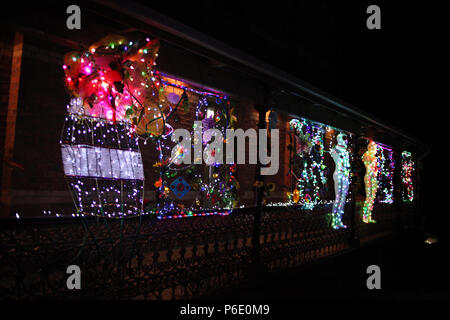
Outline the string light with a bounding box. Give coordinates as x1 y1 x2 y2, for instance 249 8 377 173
57 34 407 222
377 144 395 204
401 151 414 202
60 35 173 218
158 72 227 100
289 118 328 210
330 133 351 229
362 140 379 223
146 84 238 219
60 113 144 217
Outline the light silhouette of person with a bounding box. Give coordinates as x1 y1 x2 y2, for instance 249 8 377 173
330 133 351 229
362 140 379 223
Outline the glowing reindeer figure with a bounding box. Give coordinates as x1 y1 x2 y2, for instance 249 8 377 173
362 140 379 223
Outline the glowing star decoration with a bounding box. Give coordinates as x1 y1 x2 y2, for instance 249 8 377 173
289 118 327 210
401 151 414 202
330 133 351 229
362 140 379 223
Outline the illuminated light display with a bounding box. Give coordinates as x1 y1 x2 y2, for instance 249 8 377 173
289 118 328 210
158 73 228 100
376 144 395 204
148 83 239 219
60 34 166 218
361 139 395 223
60 113 144 217
401 151 414 202
362 140 379 223
330 133 351 229
56 34 410 222
284 119 356 219
156 209 232 219
62 35 166 138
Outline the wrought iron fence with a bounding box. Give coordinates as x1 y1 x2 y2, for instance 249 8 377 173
0 203 418 299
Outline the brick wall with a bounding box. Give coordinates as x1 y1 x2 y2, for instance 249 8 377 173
233 98 259 207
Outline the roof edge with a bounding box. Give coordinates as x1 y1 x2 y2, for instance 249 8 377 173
93 0 426 149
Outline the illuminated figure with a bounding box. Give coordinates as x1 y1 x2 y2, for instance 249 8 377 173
362 140 379 223
330 133 351 229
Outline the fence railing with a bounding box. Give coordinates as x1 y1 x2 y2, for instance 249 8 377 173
0 203 419 299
